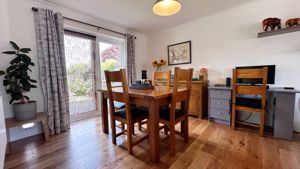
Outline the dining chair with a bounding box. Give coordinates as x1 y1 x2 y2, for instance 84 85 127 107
159 67 193 156
231 67 268 136
152 70 171 87
137 70 172 131
105 69 149 154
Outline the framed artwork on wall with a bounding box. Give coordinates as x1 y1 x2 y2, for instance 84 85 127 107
168 41 191 65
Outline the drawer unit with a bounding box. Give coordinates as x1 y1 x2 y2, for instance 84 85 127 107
208 87 232 126
209 99 230 110
209 89 231 100
210 108 230 121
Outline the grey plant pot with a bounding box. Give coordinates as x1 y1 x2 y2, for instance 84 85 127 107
13 101 37 121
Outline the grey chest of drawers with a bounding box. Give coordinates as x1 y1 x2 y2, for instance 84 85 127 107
208 87 232 125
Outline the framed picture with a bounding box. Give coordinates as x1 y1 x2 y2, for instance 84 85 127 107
168 41 191 65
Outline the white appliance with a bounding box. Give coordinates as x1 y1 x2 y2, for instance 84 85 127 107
0 96 7 169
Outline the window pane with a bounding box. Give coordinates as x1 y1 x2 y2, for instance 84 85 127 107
99 41 125 87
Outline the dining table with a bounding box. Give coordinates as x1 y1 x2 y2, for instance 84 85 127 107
98 86 184 163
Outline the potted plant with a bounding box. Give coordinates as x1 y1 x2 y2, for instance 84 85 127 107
0 41 37 121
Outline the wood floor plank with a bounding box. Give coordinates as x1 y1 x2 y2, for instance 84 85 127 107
4 116 300 169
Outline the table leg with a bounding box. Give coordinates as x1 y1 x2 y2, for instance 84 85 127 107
43 117 49 141
5 130 10 154
101 93 109 134
148 99 160 163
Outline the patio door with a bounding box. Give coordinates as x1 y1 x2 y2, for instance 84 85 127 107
98 36 126 88
64 30 99 122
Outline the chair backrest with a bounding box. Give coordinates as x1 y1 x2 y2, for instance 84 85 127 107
170 67 193 117
232 67 268 109
152 70 171 87
105 69 132 119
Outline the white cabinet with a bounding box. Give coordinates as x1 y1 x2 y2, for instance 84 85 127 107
0 96 7 169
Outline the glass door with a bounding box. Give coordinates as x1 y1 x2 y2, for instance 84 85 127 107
98 37 126 88
64 30 99 122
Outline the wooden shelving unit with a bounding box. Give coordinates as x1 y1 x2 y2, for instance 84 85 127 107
258 25 300 38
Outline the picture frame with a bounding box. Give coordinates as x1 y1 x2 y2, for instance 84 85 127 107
168 41 191 65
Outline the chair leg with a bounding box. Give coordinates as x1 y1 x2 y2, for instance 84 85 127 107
259 111 265 136
111 120 117 145
169 125 176 156
231 105 236 130
182 117 189 142
127 123 133 154
132 123 135 135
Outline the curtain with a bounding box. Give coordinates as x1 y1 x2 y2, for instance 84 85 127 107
33 8 70 135
126 34 136 85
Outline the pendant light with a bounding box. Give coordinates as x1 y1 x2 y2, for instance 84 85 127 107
153 0 182 16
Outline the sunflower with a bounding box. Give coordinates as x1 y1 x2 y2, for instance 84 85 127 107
152 60 158 67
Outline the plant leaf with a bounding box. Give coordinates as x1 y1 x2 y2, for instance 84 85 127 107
28 79 37 83
19 48 31 53
6 65 18 72
30 85 37 88
2 51 16 54
9 41 20 50
10 57 21 64
0 70 5 76
9 98 14 104
24 95 29 100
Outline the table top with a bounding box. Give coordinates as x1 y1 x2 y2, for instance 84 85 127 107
98 86 188 100
5 113 46 128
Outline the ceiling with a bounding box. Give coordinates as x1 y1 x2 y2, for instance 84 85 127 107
44 0 251 34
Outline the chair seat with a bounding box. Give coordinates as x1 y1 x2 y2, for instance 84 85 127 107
114 106 148 121
159 106 186 121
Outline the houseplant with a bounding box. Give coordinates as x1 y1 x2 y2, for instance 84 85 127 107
0 41 37 120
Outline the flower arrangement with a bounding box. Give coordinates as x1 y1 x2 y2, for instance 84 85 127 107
152 59 166 71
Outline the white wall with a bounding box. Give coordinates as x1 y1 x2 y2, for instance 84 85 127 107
148 0 300 131
0 0 148 141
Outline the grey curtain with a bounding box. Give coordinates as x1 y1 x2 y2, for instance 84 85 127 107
33 8 70 135
126 34 136 85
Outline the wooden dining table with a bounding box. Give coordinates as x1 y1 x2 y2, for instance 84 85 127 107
98 86 181 163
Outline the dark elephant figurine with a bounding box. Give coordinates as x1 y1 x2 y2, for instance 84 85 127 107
286 18 300 28
262 18 281 32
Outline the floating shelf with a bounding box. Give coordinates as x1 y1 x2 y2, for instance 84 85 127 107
258 25 300 38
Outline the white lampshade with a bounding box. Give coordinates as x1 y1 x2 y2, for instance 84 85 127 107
153 0 181 16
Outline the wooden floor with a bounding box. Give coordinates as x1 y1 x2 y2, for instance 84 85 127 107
4 116 300 169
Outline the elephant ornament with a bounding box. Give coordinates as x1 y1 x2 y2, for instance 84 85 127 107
285 18 300 28
262 18 281 32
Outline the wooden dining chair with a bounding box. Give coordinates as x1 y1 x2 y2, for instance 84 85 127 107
137 70 172 131
231 67 268 136
159 67 193 156
105 69 149 154
152 70 171 87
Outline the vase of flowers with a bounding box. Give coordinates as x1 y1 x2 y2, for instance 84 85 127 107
152 59 166 72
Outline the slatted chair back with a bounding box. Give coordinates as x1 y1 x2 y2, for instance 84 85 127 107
104 69 132 122
232 67 268 111
170 67 193 118
152 70 171 87
231 67 268 136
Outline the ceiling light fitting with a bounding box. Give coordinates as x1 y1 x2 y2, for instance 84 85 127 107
153 0 181 16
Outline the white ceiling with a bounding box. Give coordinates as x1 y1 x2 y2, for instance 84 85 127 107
44 0 251 34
